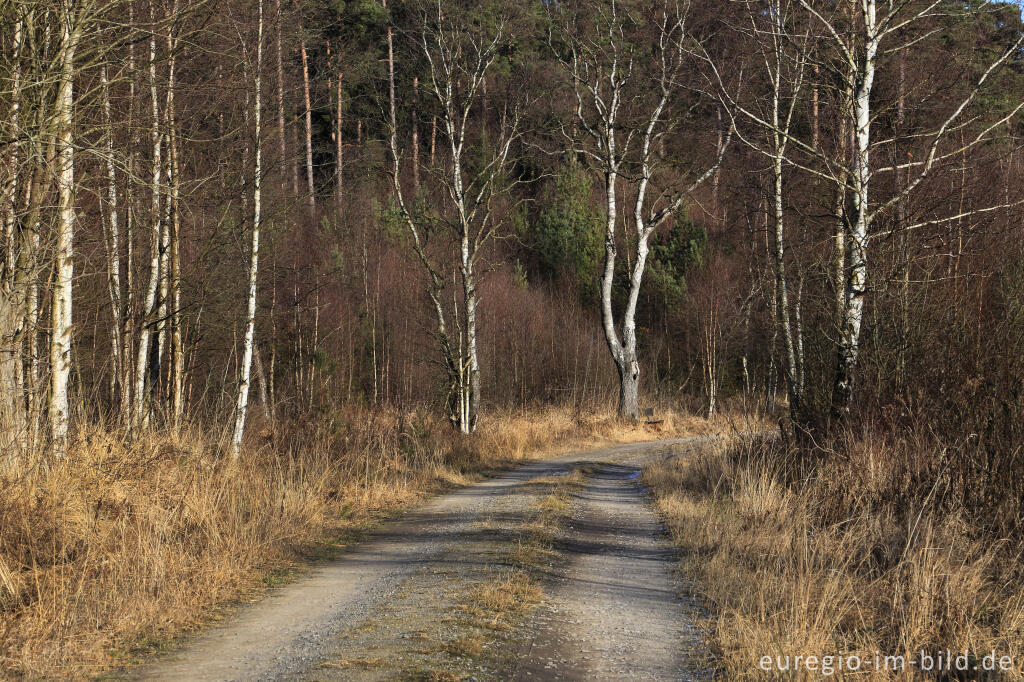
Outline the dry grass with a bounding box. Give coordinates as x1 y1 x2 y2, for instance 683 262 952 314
442 634 485 658
643 433 1024 680
456 467 585 642
0 403 683 679
319 655 388 669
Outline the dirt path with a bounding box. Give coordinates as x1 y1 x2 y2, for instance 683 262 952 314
133 438 713 681
513 461 708 681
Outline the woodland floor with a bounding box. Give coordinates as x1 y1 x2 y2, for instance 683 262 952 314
123 438 714 681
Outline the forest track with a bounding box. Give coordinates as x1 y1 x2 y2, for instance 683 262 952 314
131 437 714 681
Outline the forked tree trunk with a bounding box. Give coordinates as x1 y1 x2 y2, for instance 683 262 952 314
616 351 640 420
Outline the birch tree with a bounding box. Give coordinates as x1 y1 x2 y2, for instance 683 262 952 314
232 0 265 458
707 0 1024 424
387 0 522 433
132 0 165 428
550 0 729 419
49 0 84 455
795 0 1024 420
710 0 810 425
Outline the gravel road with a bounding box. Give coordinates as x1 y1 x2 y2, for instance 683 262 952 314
133 437 713 681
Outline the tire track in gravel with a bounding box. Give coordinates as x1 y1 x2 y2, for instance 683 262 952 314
512 458 710 681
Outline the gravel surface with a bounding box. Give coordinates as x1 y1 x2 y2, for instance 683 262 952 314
513 455 710 681
132 437 713 681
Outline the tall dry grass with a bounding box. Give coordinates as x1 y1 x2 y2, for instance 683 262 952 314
0 404 683 678
644 432 1024 680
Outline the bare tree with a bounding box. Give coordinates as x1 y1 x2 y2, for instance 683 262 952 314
132 0 165 428
711 0 810 425
297 4 315 214
49 0 84 456
800 0 1024 419
550 0 729 419
709 0 1024 424
387 1 522 433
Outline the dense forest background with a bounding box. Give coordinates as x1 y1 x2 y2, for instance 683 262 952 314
3 0 1024 444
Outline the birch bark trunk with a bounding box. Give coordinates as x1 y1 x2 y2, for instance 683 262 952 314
101 65 124 410
163 2 184 424
133 7 163 428
49 3 82 455
556 0 726 420
232 0 264 459
831 8 878 418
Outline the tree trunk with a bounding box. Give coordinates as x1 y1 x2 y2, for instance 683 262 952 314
298 15 315 215
122 3 138 420
463 252 479 433
232 0 264 459
163 4 184 424
0 14 27 453
275 0 296 195
335 65 343 212
616 352 640 420
412 76 420 195
50 6 81 456
771 131 801 419
832 23 878 420
101 65 124 411
133 11 164 428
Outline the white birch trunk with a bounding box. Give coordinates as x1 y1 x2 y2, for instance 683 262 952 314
232 0 264 459
832 8 877 417
49 5 81 455
101 65 124 410
167 12 184 424
557 1 724 420
133 13 163 428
